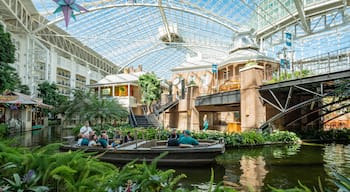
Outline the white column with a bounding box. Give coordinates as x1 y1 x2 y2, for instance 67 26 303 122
128 83 131 108
112 84 115 97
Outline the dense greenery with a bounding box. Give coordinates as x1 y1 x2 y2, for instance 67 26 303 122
93 125 301 148
0 140 233 192
138 73 161 113
59 90 128 131
37 81 67 116
0 24 30 94
267 69 311 84
297 128 350 141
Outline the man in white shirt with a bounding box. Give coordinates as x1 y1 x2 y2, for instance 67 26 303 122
80 121 93 137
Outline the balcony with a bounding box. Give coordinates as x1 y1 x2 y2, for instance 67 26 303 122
103 96 137 108
195 90 240 111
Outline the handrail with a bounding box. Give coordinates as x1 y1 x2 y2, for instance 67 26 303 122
273 47 350 82
129 107 138 127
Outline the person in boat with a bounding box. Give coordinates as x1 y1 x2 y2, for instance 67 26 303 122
81 134 89 146
112 130 123 147
124 131 134 143
179 130 199 145
88 134 98 147
101 130 109 141
98 132 111 148
167 128 180 146
77 133 83 146
80 121 93 137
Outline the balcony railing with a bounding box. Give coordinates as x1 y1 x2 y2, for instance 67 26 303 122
275 47 350 82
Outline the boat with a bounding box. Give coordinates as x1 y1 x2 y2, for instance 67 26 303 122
60 139 225 167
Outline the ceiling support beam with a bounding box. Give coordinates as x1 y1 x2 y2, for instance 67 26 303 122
158 0 172 42
117 43 162 73
33 3 240 33
0 0 117 74
293 0 311 33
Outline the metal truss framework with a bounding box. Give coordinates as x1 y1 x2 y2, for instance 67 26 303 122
33 3 241 33
0 0 117 75
259 0 350 45
2 0 349 79
258 71 350 130
256 0 350 40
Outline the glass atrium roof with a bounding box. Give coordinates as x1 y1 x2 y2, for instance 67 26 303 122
31 0 350 79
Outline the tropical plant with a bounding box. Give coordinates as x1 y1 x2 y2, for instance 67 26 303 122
60 90 128 131
83 95 128 131
2 170 49 192
0 123 7 137
0 24 30 94
138 73 161 114
267 131 300 144
240 131 265 145
0 141 199 192
37 81 67 116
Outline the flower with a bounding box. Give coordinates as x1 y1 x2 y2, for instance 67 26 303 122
53 0 88 27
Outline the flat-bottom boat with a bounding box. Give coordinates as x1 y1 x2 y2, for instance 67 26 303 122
60 139 225 167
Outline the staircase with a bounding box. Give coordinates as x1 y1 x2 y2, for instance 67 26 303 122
131 115 159 128
129 108 160 128
154 99 179 116
129 99 179 128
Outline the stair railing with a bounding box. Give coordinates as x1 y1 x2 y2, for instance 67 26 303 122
129 107 138 127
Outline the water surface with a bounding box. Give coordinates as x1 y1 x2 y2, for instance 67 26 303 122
13 128 350 191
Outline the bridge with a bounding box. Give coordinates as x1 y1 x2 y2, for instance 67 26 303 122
193 47 350 132
259 47 350 131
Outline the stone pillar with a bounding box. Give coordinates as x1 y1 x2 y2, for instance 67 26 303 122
239 65 265 131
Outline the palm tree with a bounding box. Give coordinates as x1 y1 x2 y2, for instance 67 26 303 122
59 90 128 130
83 95 128 131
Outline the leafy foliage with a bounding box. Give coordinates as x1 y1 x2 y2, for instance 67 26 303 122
266 69 312 84
1 141 221 192
138 73 161 113
0 123 7 137
267 131 300 143
59 90 128 131
37 81 67 116
0 24 29 94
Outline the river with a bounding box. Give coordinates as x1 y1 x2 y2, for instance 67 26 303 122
15 127 350 191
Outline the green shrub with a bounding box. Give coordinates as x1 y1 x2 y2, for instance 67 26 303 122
268 131 300 144
0 140 237 192
240 131 265 145
0 123 7 138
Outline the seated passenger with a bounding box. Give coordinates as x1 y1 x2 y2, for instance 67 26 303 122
88 134 98 146
124 131 134 143
179 130 198 145
81 134 89 146
112 130 122 147
77 133 83 146
167 128 179 146
80 121 93 137
98 133 110 148
101 130 109 141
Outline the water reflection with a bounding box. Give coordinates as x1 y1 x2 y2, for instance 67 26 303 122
239 156 268 192
217 144 350 191
11 126 70 147
323 144 350 187
10 128 350 191
219 148 271 191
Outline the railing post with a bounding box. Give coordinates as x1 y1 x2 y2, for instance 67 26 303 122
328 52 331 74
135 129 138 149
